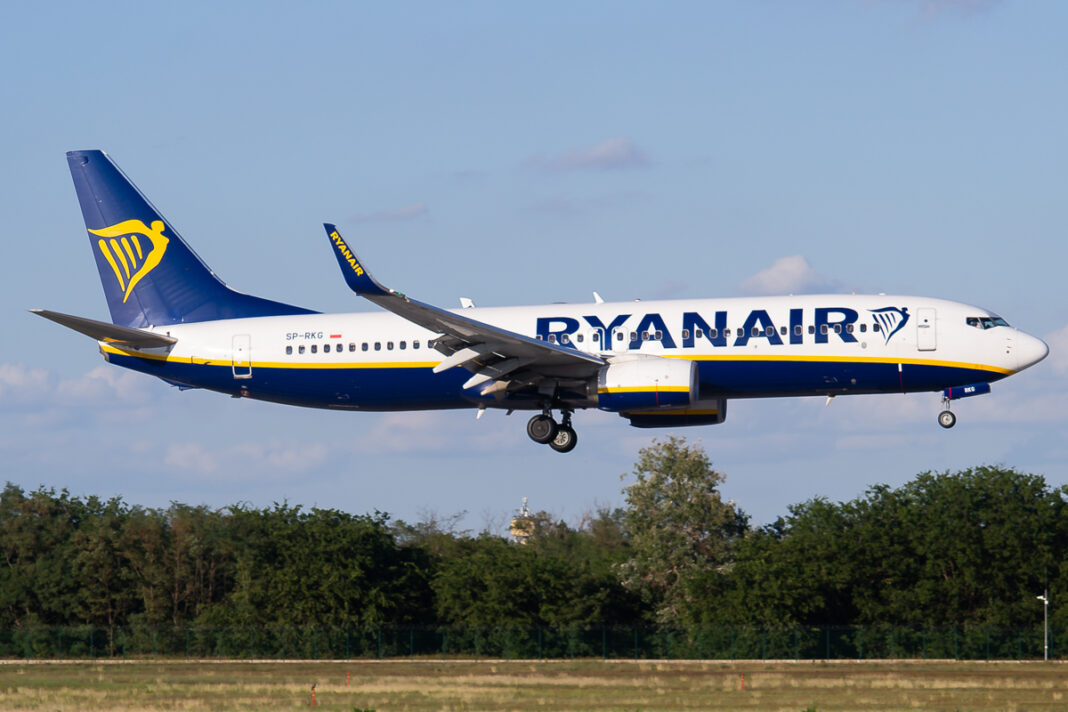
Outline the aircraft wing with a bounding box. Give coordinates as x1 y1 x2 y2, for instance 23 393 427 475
323 224 604 393
31 309 178 348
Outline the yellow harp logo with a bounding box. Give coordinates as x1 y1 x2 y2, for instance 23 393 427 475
89 219 170 303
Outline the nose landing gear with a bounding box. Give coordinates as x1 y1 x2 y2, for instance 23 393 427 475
526 410 578 452
938 396 956 429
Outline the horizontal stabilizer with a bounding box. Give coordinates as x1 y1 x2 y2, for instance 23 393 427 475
30 309 177 348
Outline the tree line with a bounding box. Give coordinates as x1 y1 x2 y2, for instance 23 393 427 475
2 438 1064 635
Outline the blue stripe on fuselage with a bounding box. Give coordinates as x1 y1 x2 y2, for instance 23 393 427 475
105 351 1008 409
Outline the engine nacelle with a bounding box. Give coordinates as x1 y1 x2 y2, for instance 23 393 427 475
596 357 697 412
623 399 728 428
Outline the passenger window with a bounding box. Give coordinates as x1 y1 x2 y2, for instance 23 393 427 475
780 326 787 336
751 327 759 337
630 332 637 342
681 329 690 340
820 325 828 335
298 345 305 354
724 328 731 337
374 342 381 351
311 344 318 354
642 332 650 341
362 342 368 351
616 331 624 341
400 341 406 350
349 343 356 352
536 334 543 340
285 345 293 355
859 324 867 333
592 332 600 342
387 341 394 350
873 323 881 333
808 325 815 335
708 328 717 338
576 333 584 343
794 325 802 336
548 334 557 344
561 334 570 344
655 330 663 340
413 340 420 349
765 326 774 337
846 324 854 333
323 344 330 353
696 328 704 338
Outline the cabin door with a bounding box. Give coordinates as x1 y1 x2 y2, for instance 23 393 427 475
916 308 937 351
232 334 252 378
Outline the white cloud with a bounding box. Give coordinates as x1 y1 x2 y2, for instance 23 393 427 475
0 363 50 400
356 410 524 455
737 255 840 295
58 365 150 404
0 362 155 410
165 442 221 474
164 439 330 478
526 138 650 172
1043 324 1068 376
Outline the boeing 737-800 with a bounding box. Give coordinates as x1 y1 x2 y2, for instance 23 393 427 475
34 150 1049 452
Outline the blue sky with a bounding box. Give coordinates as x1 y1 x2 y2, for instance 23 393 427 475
3 0 1066 530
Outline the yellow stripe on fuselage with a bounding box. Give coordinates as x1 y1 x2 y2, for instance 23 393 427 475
99 344 1014 376
100 344 437 369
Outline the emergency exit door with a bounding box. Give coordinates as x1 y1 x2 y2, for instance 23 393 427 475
232 334 252 378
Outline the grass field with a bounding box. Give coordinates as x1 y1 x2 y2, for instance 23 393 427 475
0 659 1064 711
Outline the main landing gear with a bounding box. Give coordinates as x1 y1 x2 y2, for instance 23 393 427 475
527 410 578 453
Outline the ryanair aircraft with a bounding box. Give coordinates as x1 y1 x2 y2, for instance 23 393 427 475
36 150 1049 452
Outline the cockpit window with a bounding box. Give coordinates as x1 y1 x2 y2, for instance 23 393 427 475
966 316 1010 330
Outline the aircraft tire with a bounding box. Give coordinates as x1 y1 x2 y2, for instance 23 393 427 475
938 410 956 429
527 414 558 444
549 426 578 453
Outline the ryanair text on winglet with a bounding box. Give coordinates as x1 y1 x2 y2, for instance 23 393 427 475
330 230 364 277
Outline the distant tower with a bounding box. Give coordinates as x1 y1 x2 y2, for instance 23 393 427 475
510 497 534 544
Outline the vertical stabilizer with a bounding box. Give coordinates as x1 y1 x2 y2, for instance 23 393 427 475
67 150 314 327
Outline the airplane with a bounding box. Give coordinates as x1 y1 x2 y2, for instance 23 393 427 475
34 150 1049 453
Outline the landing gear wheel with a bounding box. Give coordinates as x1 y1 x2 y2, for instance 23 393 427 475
549 426 578 453
527 414 558 444
938 410 957 429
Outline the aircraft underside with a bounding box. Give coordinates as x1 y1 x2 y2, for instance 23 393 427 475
106 347 1007 449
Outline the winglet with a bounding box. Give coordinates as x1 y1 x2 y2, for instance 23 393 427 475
323 223 389 296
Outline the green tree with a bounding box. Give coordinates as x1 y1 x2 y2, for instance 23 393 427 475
619 437 748 624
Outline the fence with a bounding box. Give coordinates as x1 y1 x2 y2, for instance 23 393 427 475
0 625 1058 661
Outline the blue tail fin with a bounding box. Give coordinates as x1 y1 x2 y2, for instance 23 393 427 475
67 150 315 327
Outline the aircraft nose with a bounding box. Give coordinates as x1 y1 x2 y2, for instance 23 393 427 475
1016 331 1049 371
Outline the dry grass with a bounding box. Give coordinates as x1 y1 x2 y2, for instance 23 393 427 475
0 659 1064 711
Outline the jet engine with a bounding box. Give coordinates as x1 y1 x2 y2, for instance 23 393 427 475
595 356 697 412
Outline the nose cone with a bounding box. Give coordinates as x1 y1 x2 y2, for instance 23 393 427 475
1016 331 1050 371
